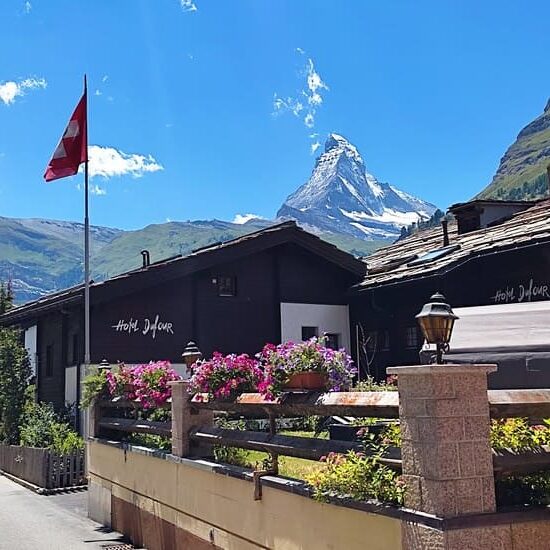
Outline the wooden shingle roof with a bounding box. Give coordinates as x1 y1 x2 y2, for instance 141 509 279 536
357 199 550 290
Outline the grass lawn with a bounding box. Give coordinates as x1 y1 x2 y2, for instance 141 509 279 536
224 430 328 480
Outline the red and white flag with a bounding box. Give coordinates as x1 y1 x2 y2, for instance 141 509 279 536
44 90 87 182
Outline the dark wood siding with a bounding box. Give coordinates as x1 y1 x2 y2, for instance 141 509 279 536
350 242 550 379
91 278 194 364
37 313 66 408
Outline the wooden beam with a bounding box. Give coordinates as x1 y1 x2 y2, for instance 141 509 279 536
493 445 550 476
98 417 172 437
488 389 550 419
191 391 400 418
189 426 402 469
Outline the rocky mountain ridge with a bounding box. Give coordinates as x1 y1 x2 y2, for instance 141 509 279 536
1 134 436 303
478 98 550 200
277 134 436 240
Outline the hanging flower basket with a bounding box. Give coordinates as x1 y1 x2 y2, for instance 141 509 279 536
283 372 328 391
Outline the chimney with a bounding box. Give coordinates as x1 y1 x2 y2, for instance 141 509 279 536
441 220 449 247
140 250 150 268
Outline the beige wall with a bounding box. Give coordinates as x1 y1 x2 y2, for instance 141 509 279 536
88 441 402 550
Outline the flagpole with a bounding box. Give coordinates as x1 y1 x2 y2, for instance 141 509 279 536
84 74 90 367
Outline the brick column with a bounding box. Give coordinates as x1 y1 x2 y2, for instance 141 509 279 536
387 364 497 518
170 380 213 457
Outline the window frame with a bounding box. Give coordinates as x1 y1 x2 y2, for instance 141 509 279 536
217 275 237 297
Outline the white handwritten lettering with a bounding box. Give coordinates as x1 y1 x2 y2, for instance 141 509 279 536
111 315 174 340
491 279 550 304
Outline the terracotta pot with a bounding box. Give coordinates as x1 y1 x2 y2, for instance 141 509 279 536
283 372 328 391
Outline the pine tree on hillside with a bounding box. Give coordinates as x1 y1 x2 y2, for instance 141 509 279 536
0 281 14 315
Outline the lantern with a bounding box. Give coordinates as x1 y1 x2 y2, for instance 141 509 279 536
415 292 458 364
182 341 202 369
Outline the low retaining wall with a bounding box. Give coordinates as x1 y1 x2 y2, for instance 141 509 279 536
88 440 550 550
87 440 402 550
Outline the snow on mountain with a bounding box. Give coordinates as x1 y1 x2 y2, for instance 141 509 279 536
277 133 436 240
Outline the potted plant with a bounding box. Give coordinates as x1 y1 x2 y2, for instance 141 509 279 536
189 352 263 400
257 338 356 399
131 361 181 409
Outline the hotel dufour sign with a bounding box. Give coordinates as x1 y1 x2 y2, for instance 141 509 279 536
111 314 174 340
491 278 550 304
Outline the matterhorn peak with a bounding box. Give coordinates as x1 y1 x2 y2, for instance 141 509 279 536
277 133 436 241
322 133 363 165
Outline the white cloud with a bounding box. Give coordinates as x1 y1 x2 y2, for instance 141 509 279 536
233 213 263 225
24 1 32 13
102 75 109 83
86 145 164 179
94 89 102 96
310 141 321 154
272 54 328 131
180 0 197 12
90 184 106 196
0 77 46 105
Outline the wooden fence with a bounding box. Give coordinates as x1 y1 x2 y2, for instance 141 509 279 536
0 444 86 491
91 387 550 480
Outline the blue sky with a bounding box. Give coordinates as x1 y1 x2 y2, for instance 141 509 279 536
1 0 550 230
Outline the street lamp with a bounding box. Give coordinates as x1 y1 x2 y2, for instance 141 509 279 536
98 358 110 372
415 292 458 364
182 341 202 369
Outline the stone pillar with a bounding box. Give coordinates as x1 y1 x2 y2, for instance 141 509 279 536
170 380 213 457
387 364 497 518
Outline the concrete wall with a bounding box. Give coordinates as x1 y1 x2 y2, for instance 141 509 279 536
88 441 402 550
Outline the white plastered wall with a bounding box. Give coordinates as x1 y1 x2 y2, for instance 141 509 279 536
24 325 37 376
280 303 351 351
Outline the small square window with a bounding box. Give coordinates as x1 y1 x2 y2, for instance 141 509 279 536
301 326 318 341
217 276 236 297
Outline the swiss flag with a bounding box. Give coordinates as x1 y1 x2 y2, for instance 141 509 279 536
44 91 88 182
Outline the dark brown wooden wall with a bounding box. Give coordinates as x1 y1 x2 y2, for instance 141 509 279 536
37 313 66 408
350 242 550 379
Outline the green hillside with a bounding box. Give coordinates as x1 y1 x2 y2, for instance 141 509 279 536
478 99 550 200
0 216 387 303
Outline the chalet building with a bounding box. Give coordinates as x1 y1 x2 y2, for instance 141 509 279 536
350 198 550 388
0 221 365 410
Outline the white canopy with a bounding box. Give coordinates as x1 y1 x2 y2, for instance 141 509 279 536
449 301 550 352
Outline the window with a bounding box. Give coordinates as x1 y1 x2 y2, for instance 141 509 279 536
407 245 460 267
301 326 318 341
217 276 236 297
379 330 390 352
71 334 79 365
324 333 340 350
405 326 422 349
46 345 54 377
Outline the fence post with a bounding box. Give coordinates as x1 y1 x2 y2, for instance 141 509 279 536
387 364 501 547
88 398 102 439
170 380 213 457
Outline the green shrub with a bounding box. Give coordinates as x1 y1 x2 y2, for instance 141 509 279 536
19 402 84 455
306 450 405 505
81 368 109 408
352 375 398 392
